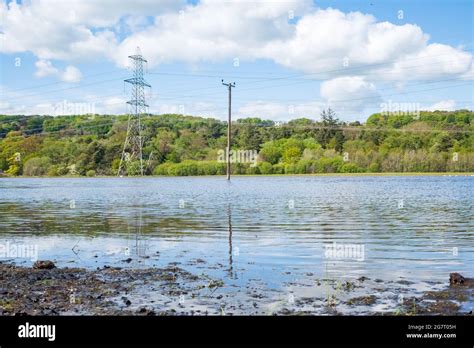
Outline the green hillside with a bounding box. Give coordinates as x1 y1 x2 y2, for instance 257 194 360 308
0 109 473 176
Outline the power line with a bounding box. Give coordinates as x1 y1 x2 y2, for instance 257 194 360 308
1 81 472 122
147 47 474 83
4 76 128 102
2 76 469 115
152 75 473 102
3 48 472 101
3 68 124 94
149 59 474 99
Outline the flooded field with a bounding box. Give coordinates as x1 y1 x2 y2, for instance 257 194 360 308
0 176 473 315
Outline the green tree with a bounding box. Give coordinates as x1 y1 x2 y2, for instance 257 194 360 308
317 108 344 150
23 157 51 176
5 153 21 176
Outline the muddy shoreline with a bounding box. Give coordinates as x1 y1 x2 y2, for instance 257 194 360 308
0 262 472 316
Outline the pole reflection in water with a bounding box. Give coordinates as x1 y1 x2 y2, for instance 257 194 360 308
227 204 235 278
127 203 147 260
136 206 146 257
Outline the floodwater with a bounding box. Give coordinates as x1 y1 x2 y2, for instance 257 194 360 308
0 176 473 314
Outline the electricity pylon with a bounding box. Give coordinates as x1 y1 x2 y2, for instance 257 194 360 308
118 47 151 176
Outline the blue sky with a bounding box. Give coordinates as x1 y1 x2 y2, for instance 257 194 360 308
0 0 472 122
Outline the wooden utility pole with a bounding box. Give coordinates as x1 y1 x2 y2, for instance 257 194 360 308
222 80 235 180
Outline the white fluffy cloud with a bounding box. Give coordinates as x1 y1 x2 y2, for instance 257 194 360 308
423 100 456 112
34 60 82 82
114 0 310 67
114 4 472 83
234 76 382 121
320 76 381 112
93 96 127 114
0 0 472 117
0 0 181 61
34 59 58 78
2 0 471 81
388 43 473 81
262 9 427 75
61 66 82 83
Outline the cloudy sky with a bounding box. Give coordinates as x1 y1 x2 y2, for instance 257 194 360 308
0 0 473 121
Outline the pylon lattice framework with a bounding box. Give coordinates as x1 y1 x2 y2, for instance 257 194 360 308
118 47 151 176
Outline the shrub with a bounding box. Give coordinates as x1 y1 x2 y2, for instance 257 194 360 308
153 161 226 176
232 162 246 174
295 159 314 174
284 163 297 174
153 162 173 175
368 162 381 173
258 161 273 174
23 157 51 176
47 165 59 176
246 165 260 174
314 157 343 173
339 163 365 173
272 163 285 174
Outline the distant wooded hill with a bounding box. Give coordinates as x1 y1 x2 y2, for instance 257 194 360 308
0 109 472 176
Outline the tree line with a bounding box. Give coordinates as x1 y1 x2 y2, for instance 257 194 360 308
0 109 472 176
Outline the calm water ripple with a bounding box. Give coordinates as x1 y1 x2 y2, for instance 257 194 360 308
0 176 473 291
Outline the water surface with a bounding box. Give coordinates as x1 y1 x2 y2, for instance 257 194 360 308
1 176 472 314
